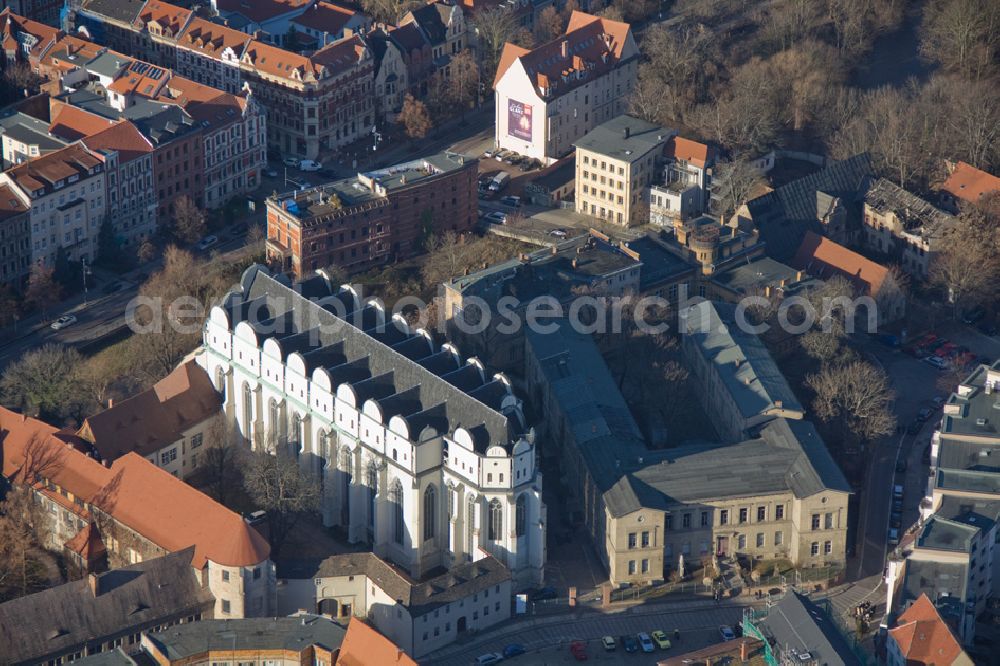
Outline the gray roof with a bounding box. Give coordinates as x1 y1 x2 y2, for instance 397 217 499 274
935 467 1000 495
574 114 671 162
227 266 524 452
681 300 804 421
745 154 874 262
0 548 214 665
290 552 510 617
755 592 860 666
0 111 68 153
864 177 954 241
85 50 131 79
620 233 695 291
939 362 1000 441
80 0 147 24
901 559 969 626
935 495 1000 534
71 648 139 666
916 515 978 553
712 256 801 295
145 615 347 659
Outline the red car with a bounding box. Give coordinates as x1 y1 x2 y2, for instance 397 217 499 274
935 342 957 358
570 641 588 661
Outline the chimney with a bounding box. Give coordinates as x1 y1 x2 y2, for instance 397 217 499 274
88 573 100 597
560 40 568 59
107 398 114 409
624 126 630 139
571 258 578 269
775 399 783 409
740 639 748 662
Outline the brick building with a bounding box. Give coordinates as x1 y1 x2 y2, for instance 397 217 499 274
266 152 477 278
0 182 31 290
173 17 252 94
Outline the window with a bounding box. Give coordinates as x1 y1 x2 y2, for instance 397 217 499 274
488 499 503 542
665 514 673 530
825 513 833 529
739 508 748 524
221 599 231 614
515 494 526 537
811 514 821 530
641 531 649 547
391 480 404 545
756 533 764 548
824 541 832 555
757 506 766 522
628 532 637 549
641 559 649 573
191 433 203 449
222 570 230 582
367 465 378 532
160 448 177 465
700 511 708 527
424 485 436 541
628 560 636 575
737 534 746 550
775 505 784 520
682 513 691 528
811 542 820 557
775 531 783 546
720 510 729 525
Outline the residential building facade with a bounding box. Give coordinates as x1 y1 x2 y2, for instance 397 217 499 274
0 141 105 266
197 265 547 587
649 135 713 224
0 182 31 290
887 594 974 666
493 11 638 163
266 152 477 279
173 17 251 94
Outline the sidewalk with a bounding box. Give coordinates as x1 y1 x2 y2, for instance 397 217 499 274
426 596 760 661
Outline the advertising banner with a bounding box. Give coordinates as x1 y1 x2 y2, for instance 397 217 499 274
508 99 532 141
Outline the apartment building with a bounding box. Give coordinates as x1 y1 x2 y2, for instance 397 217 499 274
76 361 222 479
0 549 215 665
887 594 973 666
0 141 105 266
862 177 955 279
650 135 714 224
266 152 477 278
142 615 346 666
681 300 805 442
81 119 156 248
368 26 410 123
71 0 148 56
574 115 672 226
0 183 31 290
213 0 315 46
2 0 62 27
173 17 251 94
940 161 1000 212
399 1 467 80
0 8 60 67
0 405 275 619
0 110 69 167
281 552 511 658
291 2 371 50
493 11 638 163
523 316 850 586
239 35 374 159
198 265 547 587
34 33 105 93
130 0 194 66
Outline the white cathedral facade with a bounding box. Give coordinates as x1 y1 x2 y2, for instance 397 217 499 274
197 266 546 587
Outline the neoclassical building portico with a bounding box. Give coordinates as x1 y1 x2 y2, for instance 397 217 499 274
198 266 546 587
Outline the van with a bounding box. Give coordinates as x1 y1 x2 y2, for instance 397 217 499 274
488 171 510 193
299 159 322 172
892 484 904 499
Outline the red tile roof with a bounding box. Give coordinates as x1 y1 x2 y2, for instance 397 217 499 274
77 360 221 461
792 230 888 297
65 522 107 561
176 17 251 59
134 0 193 36
48 101 115 141
942 161 1000 205
665 136 710 169
0 406 270 569
39 35 103 73
889 594 968 665
108 61 171 99
82 119 154 162
338 618 418 666
243 33 366 82
216 0 313 24
493 11 634 95
0 183 28 222
292 1 360 34
3 143 103 196
0 9 62 59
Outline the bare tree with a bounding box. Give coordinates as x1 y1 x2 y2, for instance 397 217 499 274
534 6 564 43
807 360 897 447
474 7 527 82
24 264 61 319
921 0 1000 80
0 345 87 423
930 207 1000 314
243 432 320 560
137 240 156 264
398 94 432 140
0 285 20 328
359 0 422 24
169 195 207 245
446 49 480 117
201 415 244 507
711 157 767 221
0 490 47 601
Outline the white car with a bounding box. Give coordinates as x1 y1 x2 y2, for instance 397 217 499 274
50 315 77 330
923 355 949 370
637 633 655 653
299 159 322 172
485 211 507 224
475 653 503 665
197 235 218 250
549 228 567 238
282 156 298 167
264 168 279 178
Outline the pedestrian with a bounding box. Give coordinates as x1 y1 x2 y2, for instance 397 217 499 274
674 629 680 642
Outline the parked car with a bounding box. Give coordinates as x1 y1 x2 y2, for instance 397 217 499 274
475 653 503 665
651 630 672 649
485 211 507 224
893 484 904 499
917 408 932 422
601 636 616 651
922 444 932 465
895 458 907 473
197 234 219 250
282 156 298 167
299 159 322 171
531 586 557 601
245 509 266 524
890 511 902 529
489 172 510 193
719 625 736 641
621 635 639 653
892 498 903 513
494 150 509 162
923 355 949 370
499 195 521 208
569 641 588 661
264 168 279 178
637 633 655 653
483 149 496 159
50 314 77 330
503 643 525 658
549 228 568 238
888 528 900 546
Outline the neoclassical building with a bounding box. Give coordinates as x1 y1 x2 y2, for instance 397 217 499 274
198 266 546 587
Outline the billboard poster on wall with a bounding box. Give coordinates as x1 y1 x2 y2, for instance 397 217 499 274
507 99 532 141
